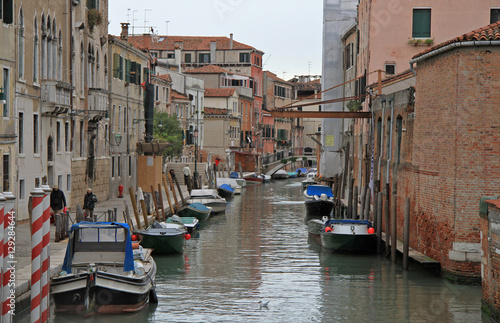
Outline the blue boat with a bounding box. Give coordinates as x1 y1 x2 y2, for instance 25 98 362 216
217 184 235 199
288 172 298 178
296 168 308 177
230 171 240 179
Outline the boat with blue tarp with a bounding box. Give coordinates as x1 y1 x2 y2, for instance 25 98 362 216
178 202 212 221
303 185 335 216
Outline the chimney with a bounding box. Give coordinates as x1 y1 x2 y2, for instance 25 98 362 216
120 23 130 41
230 33 233 49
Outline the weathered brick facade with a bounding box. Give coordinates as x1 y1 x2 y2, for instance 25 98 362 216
480 198 500 321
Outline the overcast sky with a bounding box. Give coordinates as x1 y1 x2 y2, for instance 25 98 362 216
108 0 323 79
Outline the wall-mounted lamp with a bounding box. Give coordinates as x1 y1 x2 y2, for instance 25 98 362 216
114 133 122 145
0 87 6 104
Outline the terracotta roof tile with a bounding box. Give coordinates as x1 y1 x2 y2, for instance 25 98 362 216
204 107 227 115
127 35 262 53
204 88 236 97
184 65 231 74
486 198 500 209
413 21 500 59
153 74 172 83
265 71 290 84
171 90 190 101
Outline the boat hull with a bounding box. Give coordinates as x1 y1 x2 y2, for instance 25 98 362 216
217 187 235 199
304 199 334 216
187 199 226 213
178 205 211 222
320 232 377 253
139 231 186 254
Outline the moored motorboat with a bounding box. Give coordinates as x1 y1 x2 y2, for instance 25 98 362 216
136 221 189 254
244 173 264 184
187 189 227 213
320 219 377 253
288 171 298 178
217 184 235 199
301 177 318 188
273 169 290 179
52 222 157 315
303 185 335 216
217 178 242 194
296 168 308 177
178 202 212 221
307 216 330 244
303 185 334 199
260 174 271 182
166 215 200 234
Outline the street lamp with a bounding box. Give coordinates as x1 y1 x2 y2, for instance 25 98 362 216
193 127 199 189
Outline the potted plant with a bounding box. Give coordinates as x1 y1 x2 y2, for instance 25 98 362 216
87 8 103 33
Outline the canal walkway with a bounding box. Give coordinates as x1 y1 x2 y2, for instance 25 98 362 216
14 184 190 314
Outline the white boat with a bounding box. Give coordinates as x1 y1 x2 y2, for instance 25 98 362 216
301 177 318 188
51 222 157 314
187 189 227 213
272 169 290 179
216 178 243 194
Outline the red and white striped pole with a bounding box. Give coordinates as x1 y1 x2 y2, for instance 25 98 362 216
0 193 5 321
2 192 14 323
30 188 45 323
40 185 51 322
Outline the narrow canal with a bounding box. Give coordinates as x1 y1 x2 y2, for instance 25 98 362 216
21 178 485 322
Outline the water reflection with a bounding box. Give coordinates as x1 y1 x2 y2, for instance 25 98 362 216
17 177 486 322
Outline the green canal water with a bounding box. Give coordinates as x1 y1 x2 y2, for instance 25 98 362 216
18 178 487 322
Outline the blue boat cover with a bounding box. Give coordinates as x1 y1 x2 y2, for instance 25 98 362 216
62 222 134 273
190 202 211 211
219 184 234 192
230 172 239 178
306 185 334 198
326 219 372 226
296 168 308 174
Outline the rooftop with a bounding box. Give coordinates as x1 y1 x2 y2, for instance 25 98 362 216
184 65 232 74
204 88 236 97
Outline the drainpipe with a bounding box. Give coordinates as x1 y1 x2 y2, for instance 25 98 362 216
378 99 385 183
386 99 394 185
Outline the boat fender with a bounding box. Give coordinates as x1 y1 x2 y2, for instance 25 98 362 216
149 288 159 304
132 242 141 249
368 227 375 234
184 233 191 240
325 227 332 232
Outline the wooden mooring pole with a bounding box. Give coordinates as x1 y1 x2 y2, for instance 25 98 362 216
347 178 354 219
384 193 390 256
128 187 142 230
403 197 410 270
353 186 358 219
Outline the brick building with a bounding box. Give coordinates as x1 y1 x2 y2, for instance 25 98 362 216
480 197 500 321
392 22 500 281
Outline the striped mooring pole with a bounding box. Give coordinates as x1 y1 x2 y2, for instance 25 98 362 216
0 193 5 321
2 192 15 323
30 188 45 323
41 185 51 322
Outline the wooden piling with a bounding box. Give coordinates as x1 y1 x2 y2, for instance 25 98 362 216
353 186 358 219
162 174 175 216
390 194 397 263
173 175 186 206
360 186 366 220
342 142 350 199
214 166 218 188
363 188 371 220
158 183 166 221
376 192 383 253
167 172 179 211
373 189 378 230
138 187 149 228
347 178 354 219
238 162 243 179
336 174 342 218
150 185 160 222
128 187 142 229
403 197 410 270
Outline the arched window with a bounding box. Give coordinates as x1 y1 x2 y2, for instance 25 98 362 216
96 48 100 88
80 42 84 93
88 44 93 88
58 29 62 80
41 14 46 79
18 7 25 79
52 18 57 79
47 16 51 79
33 16 39 83
104 54 108 89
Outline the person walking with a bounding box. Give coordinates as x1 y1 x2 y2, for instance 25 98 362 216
83 188 98 221
183 165 192 191
50 184 66 242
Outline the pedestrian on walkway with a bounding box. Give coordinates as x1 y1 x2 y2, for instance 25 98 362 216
50 184 66 242
83 188 98 221
183 165 192 191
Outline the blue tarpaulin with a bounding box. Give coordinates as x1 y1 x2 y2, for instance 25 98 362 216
230 172 239 179
219 184 234 192
306 185 334 198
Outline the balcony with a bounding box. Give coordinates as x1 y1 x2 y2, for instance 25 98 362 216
40 80 73 116
88 88 109 112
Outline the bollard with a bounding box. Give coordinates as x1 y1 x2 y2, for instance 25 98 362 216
403 198 410 270
40 185 51 322
0 193 5 321
30 187 45 323
391 194 397 263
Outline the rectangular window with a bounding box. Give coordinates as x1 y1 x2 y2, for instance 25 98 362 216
344 43 352 69
412 8 431 38
67 174 71 191
385 63 395 75
19 179 25 200
113 53 120 78
155 85 159 101
65 122 69 151
3 155 9 191
111 155 115 178
167 53 175 59
117 155 121 177
19 112 24 154
198 53 210 63
185 53 191 63
33 114 39 154
80 121 84 156
1 0 13 24
3 68 9 117
56 121 61 152
58 175 62 190
128 155 132 176
86 0 99 10
491 8 500 23
239 53 250 63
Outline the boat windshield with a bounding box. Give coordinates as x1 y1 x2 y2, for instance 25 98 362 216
78 227 126 243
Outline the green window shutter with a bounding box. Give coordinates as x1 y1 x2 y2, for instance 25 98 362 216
412 9 431 38
113 53 120 78
119 57 124 80
125 59 131 83
136 63 141 84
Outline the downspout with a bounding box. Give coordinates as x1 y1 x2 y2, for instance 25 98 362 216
386 99 394 185
377 99 385 183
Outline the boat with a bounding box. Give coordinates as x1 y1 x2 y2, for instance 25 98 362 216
273 169 290 179
288 172 298 178
166 215 200 234
52 222 157 314
307 216 330 244
296 168 308 177
244 173 264 184
306 168 318 178
301 177 318 188
177 202 212 221
135 220 189 254
217 178 243 194
260 174 271 182
217 184 235 199
303 185 335 216
320 219 377 253
187 189 227 213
